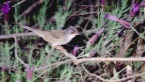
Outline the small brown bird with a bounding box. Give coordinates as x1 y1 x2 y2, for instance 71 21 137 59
20 25 80 48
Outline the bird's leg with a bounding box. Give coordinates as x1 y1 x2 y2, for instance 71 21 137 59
53 45 78 65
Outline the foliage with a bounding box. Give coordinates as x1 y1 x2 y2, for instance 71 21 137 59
0 0 145 82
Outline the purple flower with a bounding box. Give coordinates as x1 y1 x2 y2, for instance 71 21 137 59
88 28 104 45
117 19 130 28
104 14 119 21
129 1 145 17
101 0 105 5
72 46 80 56
1 67 7 72
25 64 34 80
104 14 130 28
98 27 104 34
130 3 140 17
140 1 145 6
1 2 10 14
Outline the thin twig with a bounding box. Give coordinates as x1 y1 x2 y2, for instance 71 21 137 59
81 64 109 82
130 26 141 37
14 37 26 66
69 12 98 16
20 0 44 16
12 0 27 7
101 28 124 48
109 66 127 82
66 6 89 21
34 59 71 71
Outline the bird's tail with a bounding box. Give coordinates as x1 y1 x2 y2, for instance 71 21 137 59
20 25 36 32
19 24 45 38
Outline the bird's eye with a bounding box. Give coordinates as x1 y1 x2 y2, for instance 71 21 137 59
71 31 76 34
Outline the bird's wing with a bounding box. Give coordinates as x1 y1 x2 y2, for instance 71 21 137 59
45 30 65 39
21 25 45 37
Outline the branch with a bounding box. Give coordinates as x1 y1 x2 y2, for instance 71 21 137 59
20 0 44 16
76 57 145 64
34 59 71 71
14 37 27 66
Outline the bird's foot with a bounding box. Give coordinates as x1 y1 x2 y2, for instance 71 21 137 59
52 45 64 50
52 45 78 65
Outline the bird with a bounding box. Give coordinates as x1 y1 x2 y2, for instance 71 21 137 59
20 25 80 48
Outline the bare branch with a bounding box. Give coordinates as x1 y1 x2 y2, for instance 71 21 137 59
20 0 44 16
76 57 145 64
14 37 26 66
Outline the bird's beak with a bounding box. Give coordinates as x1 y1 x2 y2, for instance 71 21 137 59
77 32 82 35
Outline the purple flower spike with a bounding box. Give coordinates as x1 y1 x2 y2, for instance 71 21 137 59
88 28 104 45
117 19 130 28
1 2 10 14
1 67 7 72
72 46 80 56
104 14 130 28
101 0 105 5
140 1 145 6
104 14 119 21
98 28 104 34
25 64 34 80
130 3 140 17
